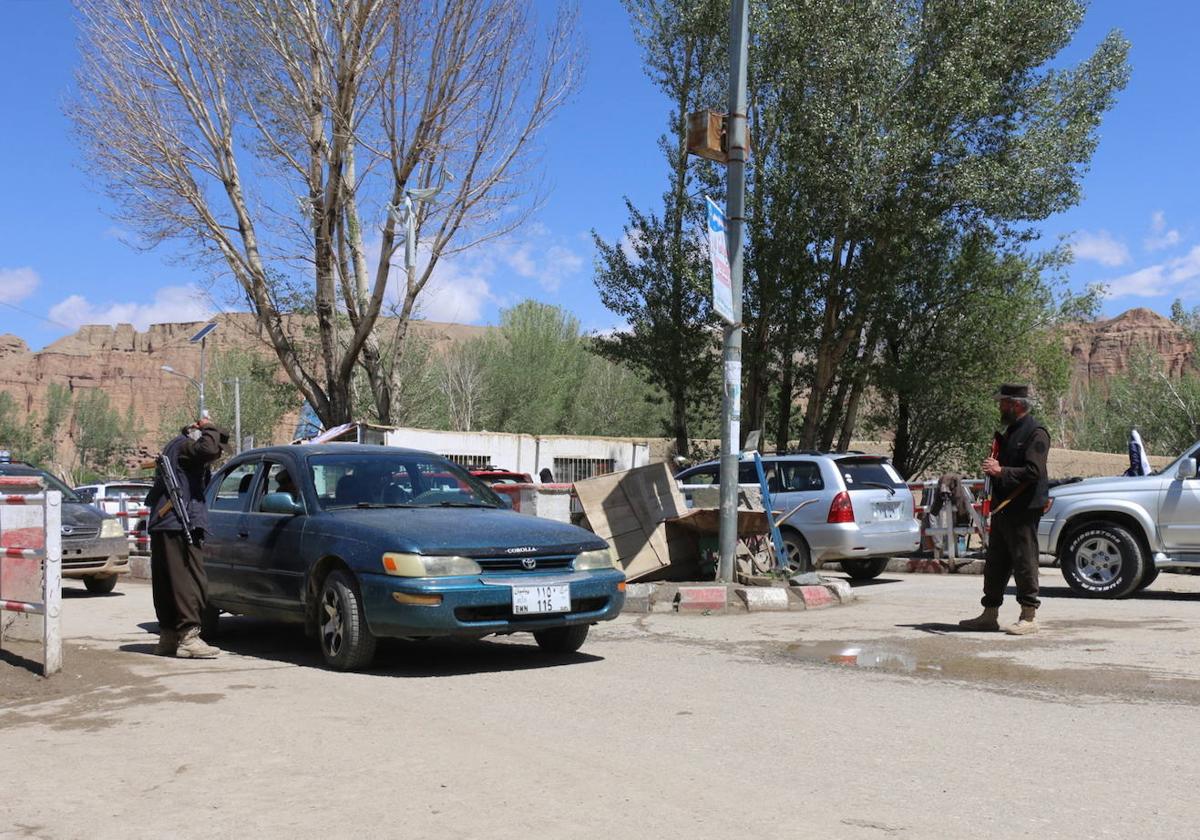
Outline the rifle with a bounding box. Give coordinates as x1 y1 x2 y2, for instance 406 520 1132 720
156 451 195 545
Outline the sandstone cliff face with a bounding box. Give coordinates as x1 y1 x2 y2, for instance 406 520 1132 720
0 313 490 462
1064 307 1194 388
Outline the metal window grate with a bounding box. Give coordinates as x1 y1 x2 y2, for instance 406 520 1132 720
552 457 614 484
443 453 493 469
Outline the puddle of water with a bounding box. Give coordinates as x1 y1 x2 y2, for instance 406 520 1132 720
826 646 919 672
780 640 1200 705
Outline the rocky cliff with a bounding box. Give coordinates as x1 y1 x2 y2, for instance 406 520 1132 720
0 313 489 463
1063 307 1194 388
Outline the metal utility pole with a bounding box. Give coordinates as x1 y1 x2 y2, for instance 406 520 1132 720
718 0 750 583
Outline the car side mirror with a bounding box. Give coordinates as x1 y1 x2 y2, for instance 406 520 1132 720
1176 458 1197 481
261 492 303 515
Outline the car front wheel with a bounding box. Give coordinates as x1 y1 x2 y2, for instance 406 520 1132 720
533 624 589 654
83 575 117 594
317 570 377 671
1060 523 1146 599
840 558 889 580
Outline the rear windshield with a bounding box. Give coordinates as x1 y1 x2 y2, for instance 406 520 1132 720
837 458 906 491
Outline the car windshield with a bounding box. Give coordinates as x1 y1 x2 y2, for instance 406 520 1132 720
309 452 503 510
0 467 82 502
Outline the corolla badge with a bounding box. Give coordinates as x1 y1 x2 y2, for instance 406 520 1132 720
521 558 537 570
505 546 537 554
61 526 75 536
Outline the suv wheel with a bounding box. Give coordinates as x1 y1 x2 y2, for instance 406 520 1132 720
1060 523 1146 599
83 575 117 594
840 558 889 580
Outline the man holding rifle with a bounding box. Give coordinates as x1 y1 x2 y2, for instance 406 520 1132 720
145 416 228 658
959 384 1051 636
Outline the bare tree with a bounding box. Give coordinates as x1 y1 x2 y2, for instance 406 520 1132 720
72 0 580 426
437 341 487 431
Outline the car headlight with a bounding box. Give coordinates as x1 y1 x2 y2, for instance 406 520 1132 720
100 519 125 539
574 547 618 571
381 552 481 577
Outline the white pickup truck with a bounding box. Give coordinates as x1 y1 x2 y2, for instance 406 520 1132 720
1039 442 1200 598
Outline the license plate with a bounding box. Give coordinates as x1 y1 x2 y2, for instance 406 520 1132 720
874 502 901 521
512 584 571 615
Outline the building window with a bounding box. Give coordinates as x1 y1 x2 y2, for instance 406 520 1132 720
443 453 493 469
553 457 615 484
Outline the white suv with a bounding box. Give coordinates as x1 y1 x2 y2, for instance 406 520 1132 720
676 452 921 579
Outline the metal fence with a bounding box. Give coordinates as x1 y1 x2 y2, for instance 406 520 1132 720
442 453 494 469
552 457 615 484
0 477 62 676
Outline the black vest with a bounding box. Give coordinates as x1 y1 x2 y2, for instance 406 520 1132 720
995 413 1049 513
146 433 214 533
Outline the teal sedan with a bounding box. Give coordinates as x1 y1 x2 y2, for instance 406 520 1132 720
202 445 625 670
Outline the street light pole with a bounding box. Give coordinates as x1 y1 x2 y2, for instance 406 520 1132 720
199 336 207 418
717 0 750 583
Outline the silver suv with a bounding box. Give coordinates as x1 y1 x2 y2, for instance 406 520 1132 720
676 452 920 579
1039 440 1200 598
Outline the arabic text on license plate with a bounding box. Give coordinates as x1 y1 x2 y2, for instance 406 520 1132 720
875 503 900 521
512 584 571 615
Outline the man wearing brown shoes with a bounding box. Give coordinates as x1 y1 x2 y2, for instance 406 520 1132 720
959 384 1051 635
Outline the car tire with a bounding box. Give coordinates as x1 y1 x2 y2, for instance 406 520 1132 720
1060 523 1146 599
840 558 889 580
83 575 117 594
1136 563 1160 591
200 603 221 641
317 570 377 671
781 531 812 574
533 624 589 654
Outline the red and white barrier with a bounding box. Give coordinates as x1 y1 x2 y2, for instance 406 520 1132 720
0 476 62 676
96 495 151 555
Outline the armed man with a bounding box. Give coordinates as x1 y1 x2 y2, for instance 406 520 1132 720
145 416 228 657
959 383 1051 636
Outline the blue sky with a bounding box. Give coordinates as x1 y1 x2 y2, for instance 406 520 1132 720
0 0 1196 350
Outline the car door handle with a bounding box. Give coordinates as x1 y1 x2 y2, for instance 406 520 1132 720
237 531 249 539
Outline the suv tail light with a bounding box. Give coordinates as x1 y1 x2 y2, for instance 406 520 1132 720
827 491 855 523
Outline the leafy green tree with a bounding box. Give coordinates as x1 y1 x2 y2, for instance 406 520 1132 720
742 0 1130 449
593 0 726 457
72 389 137 480
1069 350 1200 457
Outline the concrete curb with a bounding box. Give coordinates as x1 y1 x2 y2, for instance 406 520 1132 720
877 556 1059 575
621 579 855 615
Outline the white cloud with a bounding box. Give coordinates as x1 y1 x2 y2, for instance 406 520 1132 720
1069 230 1129 267
1144 210 1181 252
0 266 40 304
48 285 213 330
416 256 495 323
1106 245 1200 299
619 228 645 261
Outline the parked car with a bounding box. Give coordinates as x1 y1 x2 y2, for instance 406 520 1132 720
73 481 153 504
201 445 626 670
468 467 534 486
1039 440 1200 598
676 452 920 579
74 481 153 556
0 462 130 593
